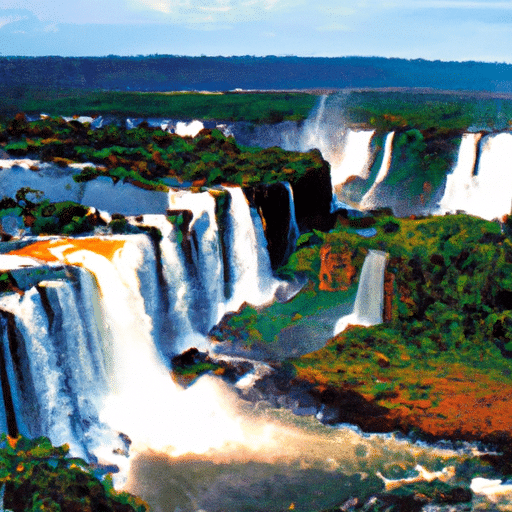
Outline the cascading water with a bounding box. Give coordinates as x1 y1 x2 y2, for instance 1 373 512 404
333 250 388 336
168 188 226 330
0 239 253 466
175 120 204 137
438 133 482 216
299 94 328 153
222 186 281 312
360 132 395 210
439 132 512 220
283 182 300 261
293 95 377 211
0 273 110 459
330 130 375 191
132 214 208 355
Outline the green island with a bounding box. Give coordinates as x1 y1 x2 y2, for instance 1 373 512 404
0 113 325 190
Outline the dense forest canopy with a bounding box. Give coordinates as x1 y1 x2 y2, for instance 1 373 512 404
1 56 512 93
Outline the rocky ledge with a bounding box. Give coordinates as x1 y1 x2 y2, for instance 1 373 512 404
171 346 512 477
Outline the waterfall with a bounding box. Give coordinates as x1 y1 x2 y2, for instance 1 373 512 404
333 250 388 336
0 237 252 468
133 214 208 355
283 182 300 260
360 132 395 210
168 188 226 330
175 120 204 137
300 94 328 153
223 187 281 312
0 280 107 459
299 95 346 173
330 130 375 191
438 133 481 216
439 132 512 221
0 312 29 439
167 186 286 327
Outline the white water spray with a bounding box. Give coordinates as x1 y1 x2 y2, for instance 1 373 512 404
333 250 388 336
223 187 281 311
330 130 375 190
360 132 395 210
439 132 512 220
175 120 204 138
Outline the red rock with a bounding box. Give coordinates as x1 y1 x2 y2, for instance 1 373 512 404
318 244 357 291
383 271 395 323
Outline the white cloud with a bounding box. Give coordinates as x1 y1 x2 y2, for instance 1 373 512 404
43 23 59 33
0 14 27 28
127 0 290 23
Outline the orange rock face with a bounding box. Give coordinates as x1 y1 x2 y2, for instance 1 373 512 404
383 271 395 323
319 244 357 291
8 238 126 263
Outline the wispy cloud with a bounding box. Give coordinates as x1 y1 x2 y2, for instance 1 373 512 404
0 14 27 28
43 23 59 33
127 0 289 23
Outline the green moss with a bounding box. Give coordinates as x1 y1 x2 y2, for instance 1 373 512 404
0 435 148 512
172 361 220 377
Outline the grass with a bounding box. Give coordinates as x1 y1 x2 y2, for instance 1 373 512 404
0 88 317 124
344 90 512 131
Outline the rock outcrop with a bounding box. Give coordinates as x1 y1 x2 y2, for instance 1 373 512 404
318 243 357 291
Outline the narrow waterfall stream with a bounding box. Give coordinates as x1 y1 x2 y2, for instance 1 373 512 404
333 250 388 336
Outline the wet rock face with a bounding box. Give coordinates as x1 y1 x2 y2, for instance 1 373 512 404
170 347 255 388
291 152 334 232
318 243 357 291
244 183 291 270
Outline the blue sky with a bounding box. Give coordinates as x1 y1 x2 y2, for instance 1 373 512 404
1 0 511 62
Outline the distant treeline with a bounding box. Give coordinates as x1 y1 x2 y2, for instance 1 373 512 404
1 55 512 93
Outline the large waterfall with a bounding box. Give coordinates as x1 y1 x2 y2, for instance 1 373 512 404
439 132 512 220
224 94 512 219
0 182 299 467
333 250 388 336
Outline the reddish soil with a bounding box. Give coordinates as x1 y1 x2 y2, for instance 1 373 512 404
384 371 512 446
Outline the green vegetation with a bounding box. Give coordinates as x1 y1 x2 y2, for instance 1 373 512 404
212 281 356 352
0 187 94 236
220 213 512 406
0 114 325 191
383 128 460 198
0 89 317 124
0 434 148 512
288 214 512 404
344 90 512 131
